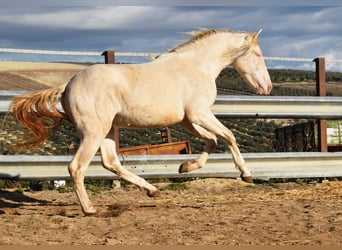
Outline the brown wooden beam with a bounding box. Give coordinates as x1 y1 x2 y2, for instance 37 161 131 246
101 50 115 64
102 50 119 153
313 57 328 152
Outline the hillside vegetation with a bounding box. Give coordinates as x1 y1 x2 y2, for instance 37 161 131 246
1 62 342 155
217 68 342 96
0 61 87 88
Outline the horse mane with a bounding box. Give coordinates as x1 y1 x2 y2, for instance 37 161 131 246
151 29 257 61
168 29 223 53
169 29 254 53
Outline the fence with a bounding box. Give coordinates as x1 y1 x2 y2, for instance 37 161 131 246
0 48 342 180
1 153 342 180
1 92 342 118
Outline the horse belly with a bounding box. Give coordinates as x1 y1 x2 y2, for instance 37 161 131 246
114 106 184 129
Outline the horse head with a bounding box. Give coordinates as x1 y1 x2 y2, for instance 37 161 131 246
231 29 272 95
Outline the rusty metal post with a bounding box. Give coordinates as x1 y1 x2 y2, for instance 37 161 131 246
314 57 328 152
102 50 115 64
315 57 326 96
102 50 119 153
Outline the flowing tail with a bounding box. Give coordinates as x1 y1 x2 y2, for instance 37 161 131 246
8 85 68 151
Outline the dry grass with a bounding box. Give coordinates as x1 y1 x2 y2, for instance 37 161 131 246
0 61 87 71
0 61 88 87
273 81 342 96
183 178 342 203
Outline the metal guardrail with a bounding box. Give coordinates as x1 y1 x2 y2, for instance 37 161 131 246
213 95 342 119
1 152 342 180
1 91 342 180
0 90 27 113
1 91 342 119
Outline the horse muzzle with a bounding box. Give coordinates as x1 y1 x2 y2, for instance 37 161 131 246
257 81 272 95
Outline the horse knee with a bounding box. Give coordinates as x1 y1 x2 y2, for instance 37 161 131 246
68 162 77 177
223 130 236 146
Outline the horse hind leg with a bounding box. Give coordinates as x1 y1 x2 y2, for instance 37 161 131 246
100 128 160 197
68 135 104 215
179 121 217 173
193 113 253 183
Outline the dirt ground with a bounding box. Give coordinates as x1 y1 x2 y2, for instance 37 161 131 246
0 178 342 246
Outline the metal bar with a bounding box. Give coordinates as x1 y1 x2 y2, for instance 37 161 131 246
1 48 342 63
0 48 155 58
0 152 342 180
2 92 342 119
212 95 342 119
0 90 29 113
0 48 102 56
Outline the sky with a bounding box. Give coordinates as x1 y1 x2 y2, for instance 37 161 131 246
0 1 341 72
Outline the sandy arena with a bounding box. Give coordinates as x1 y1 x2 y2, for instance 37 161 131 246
0 178 341 245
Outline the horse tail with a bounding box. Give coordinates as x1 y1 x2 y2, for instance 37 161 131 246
8 84 68 151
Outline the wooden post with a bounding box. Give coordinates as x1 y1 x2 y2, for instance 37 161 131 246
102 50 120 153
101 50 115 64
314 57 328 152
161 128 172 143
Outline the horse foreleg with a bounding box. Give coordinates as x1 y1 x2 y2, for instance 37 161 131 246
227 140 253 183
190 113 253 183
179 121 217 173
68 137 103 215
100 133 160 197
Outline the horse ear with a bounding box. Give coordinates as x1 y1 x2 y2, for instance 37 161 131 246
252 29 262 42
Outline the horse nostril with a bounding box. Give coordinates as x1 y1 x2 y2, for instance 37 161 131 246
261 82 272 95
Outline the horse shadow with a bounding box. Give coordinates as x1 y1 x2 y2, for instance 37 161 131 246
0 173 51 215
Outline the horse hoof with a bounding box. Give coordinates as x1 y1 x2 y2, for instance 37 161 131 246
147 189 161 197
240 174 253 184
83 207 98 216
179 161 192 173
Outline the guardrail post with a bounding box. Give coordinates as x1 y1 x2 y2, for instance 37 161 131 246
102 50 115 64
314 57 328 152
102 50 120 153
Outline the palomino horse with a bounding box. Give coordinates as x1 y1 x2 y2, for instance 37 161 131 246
9 29 272 215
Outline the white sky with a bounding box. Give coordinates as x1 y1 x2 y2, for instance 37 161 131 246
0 2 341 71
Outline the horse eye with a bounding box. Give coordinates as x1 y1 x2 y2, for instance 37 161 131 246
254 51 262 57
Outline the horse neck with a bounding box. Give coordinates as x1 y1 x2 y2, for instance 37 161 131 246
175 34 244 80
